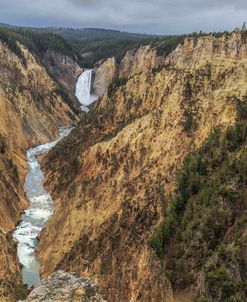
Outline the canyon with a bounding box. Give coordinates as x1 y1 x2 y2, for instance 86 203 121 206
1 27 247 302
36 30 247 302
0 34 80 301
13 127 73 289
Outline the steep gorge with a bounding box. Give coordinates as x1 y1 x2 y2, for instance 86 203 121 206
0 37 79 301
37 30 247 301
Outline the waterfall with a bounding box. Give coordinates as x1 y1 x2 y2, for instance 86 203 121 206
75 69 98 110
12 68 97 289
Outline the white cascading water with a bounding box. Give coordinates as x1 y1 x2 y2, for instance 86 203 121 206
13 127 73 288
13 68 97 289
75 69 98 111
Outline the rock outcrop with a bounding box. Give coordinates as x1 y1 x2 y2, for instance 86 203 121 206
20 271 106 302
38 30 247 301
0 232 26 302
43 49 83 109
92 45 164 98
119 45 164 78
93 57 117 97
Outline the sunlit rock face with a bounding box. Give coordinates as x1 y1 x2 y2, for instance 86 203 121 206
38 30 247 302
119 45 164 78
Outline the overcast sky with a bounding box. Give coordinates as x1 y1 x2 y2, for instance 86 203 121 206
0 0 246 34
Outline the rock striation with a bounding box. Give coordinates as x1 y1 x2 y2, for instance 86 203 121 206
119 45 164 78
43 49 83 109
0 38 79 301
93 57 117 97
38 30 247 301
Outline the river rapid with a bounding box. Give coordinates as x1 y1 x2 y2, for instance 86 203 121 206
13 69 97 288
13 128 72 287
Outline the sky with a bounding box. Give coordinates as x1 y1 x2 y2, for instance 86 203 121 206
0 0 247 34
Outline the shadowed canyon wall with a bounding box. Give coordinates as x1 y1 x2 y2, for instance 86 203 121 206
0 39 79 301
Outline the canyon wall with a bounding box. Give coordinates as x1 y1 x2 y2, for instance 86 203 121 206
93 57 117 97
119 45 164 78
92 44 164 98
43 49 83 109
0 39 79 301
0 232 24 302
38 30 247 301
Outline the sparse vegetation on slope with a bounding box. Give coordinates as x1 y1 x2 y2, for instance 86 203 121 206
150 96 247 301
0 26 83 112
59 29 230 68
0 27 76 61
0 29 79 301
38 30 247 302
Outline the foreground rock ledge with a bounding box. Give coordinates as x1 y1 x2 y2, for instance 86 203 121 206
19 270 106 302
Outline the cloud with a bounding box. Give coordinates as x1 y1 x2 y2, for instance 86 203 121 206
0 0 246 34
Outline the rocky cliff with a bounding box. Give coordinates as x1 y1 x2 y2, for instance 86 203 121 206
38 30 247 302
93 57 117 97
0 40 78 233
0 38 79 301
0 231 26 302
42 49 83 109
20 270 106 302
119 44 164 78
92 44 164 98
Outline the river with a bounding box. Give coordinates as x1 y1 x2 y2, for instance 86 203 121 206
13 128 72 287
13 69 97 288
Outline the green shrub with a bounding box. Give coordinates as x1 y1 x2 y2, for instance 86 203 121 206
108 77 128 98
0 136 6 153
149 96 247 298
180 81 198 135
0 27 76 63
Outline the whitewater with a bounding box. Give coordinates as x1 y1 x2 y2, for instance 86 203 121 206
13 68 97 288
75 69 98 110
13 128 72 287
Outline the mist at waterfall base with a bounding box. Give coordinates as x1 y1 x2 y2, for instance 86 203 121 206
75 69 98 111
13 128 72 288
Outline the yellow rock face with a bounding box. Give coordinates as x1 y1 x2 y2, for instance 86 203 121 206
119 45 164 78
0 41 78 233
93 57 117 97
0 40 78 301
0 231 23 302
38 31 247 302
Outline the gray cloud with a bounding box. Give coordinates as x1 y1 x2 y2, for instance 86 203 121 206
0 0 246 34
